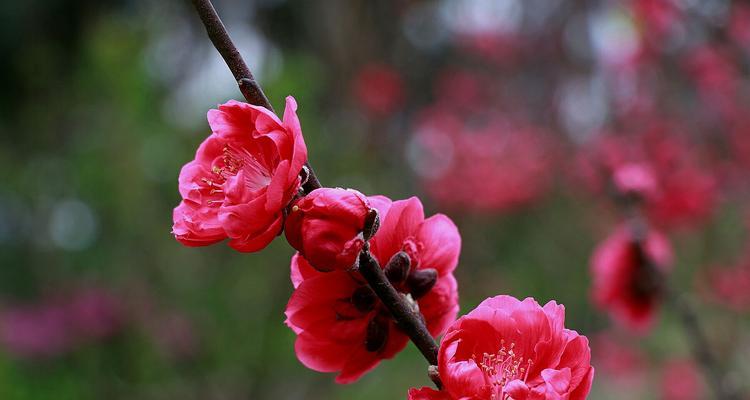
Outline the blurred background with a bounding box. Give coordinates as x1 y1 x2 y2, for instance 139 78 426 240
1 0 749 398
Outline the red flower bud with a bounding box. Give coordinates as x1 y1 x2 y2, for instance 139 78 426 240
284 188 372 272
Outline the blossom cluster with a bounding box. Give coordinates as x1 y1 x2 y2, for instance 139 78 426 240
171 97 594 397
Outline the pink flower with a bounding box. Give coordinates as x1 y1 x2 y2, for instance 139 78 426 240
729 4 750 51
285 196 460 383
660 359 705 400
0 303 72 359
408 387 452 400
412 296 594 400
284 188 372 272
352 63 405 117
0 287 124 360
590 226 673 332
703 261 750 312
67 288 123 340
410 111 554 214
591 332 648 389
575 129 717 230
612 163 658 200
172 96 307 252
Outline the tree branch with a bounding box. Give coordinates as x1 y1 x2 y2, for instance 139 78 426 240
357 248 442 388
189 0 439 387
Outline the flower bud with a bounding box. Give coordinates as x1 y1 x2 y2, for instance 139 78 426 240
384 251 411 284
407 268 438 299
284 188 372 272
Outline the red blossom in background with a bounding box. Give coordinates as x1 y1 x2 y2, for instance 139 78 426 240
352 63 405 117
590 332 648 392
172 96 307 252
285 196 460 383
729 3 750 51
284 187 372 272
575 128 718 230
410 110 553 214
0 287 123 360
410 295 593 400
660 359 706 400
702 260 750 313
590 226 673 332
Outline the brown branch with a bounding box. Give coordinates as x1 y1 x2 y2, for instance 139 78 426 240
189 0 321 193
189 0 440 387
190 0 272 109
357 248 442 388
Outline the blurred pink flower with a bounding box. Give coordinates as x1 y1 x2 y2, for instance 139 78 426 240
613 163 658 200
630 0 684 48
433 70 483 112
67 288 123 340
352 63 405 117
0 303 71 359
703 261 750 312
591 332 648 386
411 110 554 214
729 4 750 51
660 359 705 400
575 128 718 230
683 45 741 121
172 97 307 252
590 226 674 332
0 287 123 360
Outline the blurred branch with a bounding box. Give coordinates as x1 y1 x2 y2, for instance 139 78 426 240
622 200 740 400
188 0 441 387
665 288 739 400
189 0 321 193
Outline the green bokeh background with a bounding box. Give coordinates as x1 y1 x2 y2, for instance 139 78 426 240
0 1 747 399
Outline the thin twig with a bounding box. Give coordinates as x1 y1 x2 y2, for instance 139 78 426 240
190 0 272 109
188 0 440 387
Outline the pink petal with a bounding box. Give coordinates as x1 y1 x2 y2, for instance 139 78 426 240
416 214 461 275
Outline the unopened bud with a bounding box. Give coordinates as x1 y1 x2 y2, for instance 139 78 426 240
362 208 380 241
384 251 411 284
407 268 438 299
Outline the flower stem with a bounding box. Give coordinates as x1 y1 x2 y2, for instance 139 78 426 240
189 0 321 193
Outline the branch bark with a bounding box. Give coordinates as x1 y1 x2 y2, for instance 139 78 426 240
357 248 442 389
357 249 439 365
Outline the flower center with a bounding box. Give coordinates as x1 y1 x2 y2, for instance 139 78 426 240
474 340 533 400
212 144 272 192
